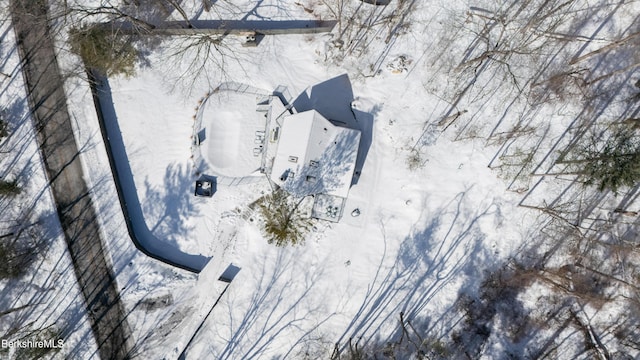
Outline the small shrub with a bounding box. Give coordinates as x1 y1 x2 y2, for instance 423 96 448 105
428 339 450 358
406 149 425 171
0 241 30 278
70 25 138 77
0 179 20 195
0 221 46 279
0 117 7 139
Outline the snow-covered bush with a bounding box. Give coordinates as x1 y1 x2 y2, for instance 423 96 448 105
0 179 20 196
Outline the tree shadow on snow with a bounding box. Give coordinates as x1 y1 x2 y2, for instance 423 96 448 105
93 76 210 272
142 163 200 255
215 251 333 360
335 190 498 355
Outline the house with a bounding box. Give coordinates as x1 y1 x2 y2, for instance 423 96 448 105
270 110 361 221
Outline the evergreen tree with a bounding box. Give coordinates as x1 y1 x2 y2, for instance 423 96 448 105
256 189 313 247
0 179 20 195
582 127 640 192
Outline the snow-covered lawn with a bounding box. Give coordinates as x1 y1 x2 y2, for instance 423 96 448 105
91 12 533 360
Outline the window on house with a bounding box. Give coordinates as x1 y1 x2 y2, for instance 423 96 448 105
309 160 319 167
288 156 298 163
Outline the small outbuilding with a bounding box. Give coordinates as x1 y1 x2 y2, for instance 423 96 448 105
194 179 215 197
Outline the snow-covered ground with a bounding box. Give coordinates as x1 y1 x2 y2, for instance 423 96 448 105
0 6 98 359
80 1 536 356
7 0 639 358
